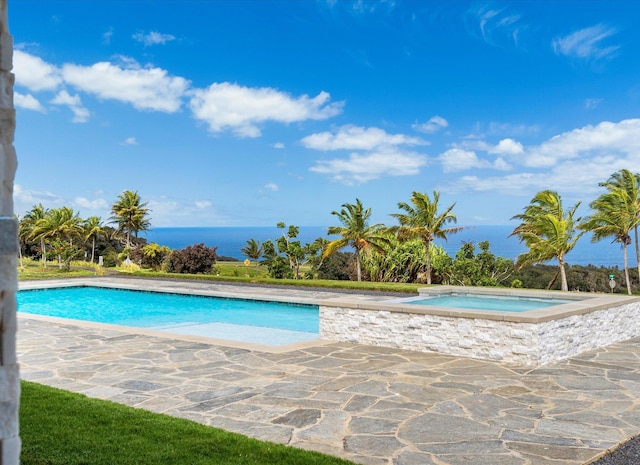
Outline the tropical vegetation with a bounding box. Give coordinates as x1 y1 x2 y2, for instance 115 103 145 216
390 190 465 285
110 190 151 248
510 190 583 291
323 198 389 281
16 169 640 294
582 169 640 295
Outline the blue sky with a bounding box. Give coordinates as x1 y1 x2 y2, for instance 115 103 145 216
10 0 640 228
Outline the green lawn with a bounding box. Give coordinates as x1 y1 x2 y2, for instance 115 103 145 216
20 381 356 465
17 258 423 294
18 260 97 280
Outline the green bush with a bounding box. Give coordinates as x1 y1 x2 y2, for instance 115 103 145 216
266 256 294 279
318 252 353 281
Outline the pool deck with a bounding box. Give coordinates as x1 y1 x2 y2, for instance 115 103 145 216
17 277 640 465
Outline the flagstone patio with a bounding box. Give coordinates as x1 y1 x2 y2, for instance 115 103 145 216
16 279 640 465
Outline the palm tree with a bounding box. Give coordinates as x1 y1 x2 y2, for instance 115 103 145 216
324 198 389 282
32 207 83 268
390 191 464 285
582 186 640 295
598 169 640 281
110 190 151 248
241 238 263 265
84 216 106 264
510 190 583 292
21 203 48 266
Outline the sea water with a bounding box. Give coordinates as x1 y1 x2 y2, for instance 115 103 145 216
144 225 633 268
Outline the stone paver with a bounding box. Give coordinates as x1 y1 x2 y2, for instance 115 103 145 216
16 278 640 465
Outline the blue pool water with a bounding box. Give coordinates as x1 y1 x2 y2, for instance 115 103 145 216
17 287 319 346
408 295 573 312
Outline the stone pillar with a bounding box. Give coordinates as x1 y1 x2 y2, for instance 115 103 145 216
0 0 20 464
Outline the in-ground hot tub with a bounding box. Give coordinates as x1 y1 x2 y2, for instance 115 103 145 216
318 286 640 366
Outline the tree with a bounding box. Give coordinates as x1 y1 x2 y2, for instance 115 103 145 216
21 203 48 266
241 238 263 265
390 191 464 285
598 169 640 282
273 222 321 279
110 190 151 248
31 207 83 269
444 241 515 287
84 216 106 264
582 186 640 295
324 199 389 281
360 234 433 283
510 190 583 292
317 251 353 281
261 239 293 279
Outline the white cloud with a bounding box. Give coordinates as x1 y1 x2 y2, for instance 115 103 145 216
304 125 430 183
14 92 46 112
487 121 540 137
13 184 64 216
524 119 640 168
310 148 427 184
13 50 62 91
490 138 524 156
450 156 631 197
195 200 212 209
412 115 448 134
133 31 176 46
50 90 90 122
584 98 603 110
301 125 426 151
552 24 619 61
441 119 640 205
147 198 229 227
189 83 343 138
439 149 490 173
458 119 640 170
264 183 279 192
466 4 526 49
50 89 81 106
103 28 113 45
74 197 109 210
273 142 285 149
493 157 511 171
121 137 138 146
62 58 189 112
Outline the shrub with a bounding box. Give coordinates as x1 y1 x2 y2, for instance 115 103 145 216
165 243 218 274
317 252 353 281
129 243 172 271
101 251 118 267
266 256 294 279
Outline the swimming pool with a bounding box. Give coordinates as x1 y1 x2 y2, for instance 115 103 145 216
17 286 319 346
405 294 573 312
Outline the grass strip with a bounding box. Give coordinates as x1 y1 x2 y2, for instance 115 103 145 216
20 381 356 465
126 270 422 294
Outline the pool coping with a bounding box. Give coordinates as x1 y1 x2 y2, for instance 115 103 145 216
18 278 322 305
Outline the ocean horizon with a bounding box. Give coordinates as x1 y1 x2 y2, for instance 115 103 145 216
143 225 637 269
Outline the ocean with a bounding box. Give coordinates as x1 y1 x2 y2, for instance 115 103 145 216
143 225 637 269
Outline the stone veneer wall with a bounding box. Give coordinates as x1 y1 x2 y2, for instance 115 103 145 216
0 0 19 463
320 302 640 366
